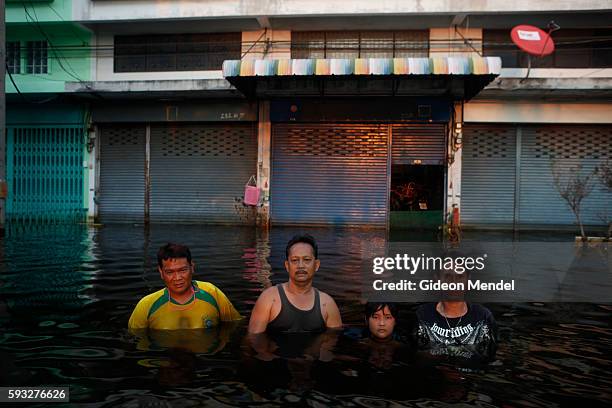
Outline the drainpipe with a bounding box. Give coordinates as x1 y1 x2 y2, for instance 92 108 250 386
446 101 464 222
0 0 6 234
256 101 271 228
144 124 151 224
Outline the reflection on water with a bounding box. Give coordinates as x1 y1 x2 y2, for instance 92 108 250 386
0 225 610 406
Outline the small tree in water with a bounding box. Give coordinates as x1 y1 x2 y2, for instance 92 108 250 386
595 159 612 239
551 161 595 241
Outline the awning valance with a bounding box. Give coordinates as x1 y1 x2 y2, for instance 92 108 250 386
223 56 501 100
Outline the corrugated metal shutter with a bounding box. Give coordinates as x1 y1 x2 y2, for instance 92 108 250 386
150 123 257 224
461 125 516 227
519 125 612 226
391 124 446 165
98 125 145 223
271 124 389 226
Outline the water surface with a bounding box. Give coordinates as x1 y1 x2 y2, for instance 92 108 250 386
0 225 610 406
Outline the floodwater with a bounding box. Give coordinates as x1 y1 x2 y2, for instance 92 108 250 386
0 225 610 407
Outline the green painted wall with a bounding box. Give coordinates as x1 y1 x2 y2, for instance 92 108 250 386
6 0 72 24
5 24 92 93
5 1 92 223
6 1 91 94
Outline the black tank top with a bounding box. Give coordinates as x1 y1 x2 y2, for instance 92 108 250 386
267 284 326 333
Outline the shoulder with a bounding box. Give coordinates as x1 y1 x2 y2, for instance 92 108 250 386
318 290 338 306
131 288 167 318
468 303 494 319
257 285 280 302
136 287 166 307
195 281 228 297
195 281 216 292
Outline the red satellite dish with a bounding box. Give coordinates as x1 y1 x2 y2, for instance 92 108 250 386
511 25 555 56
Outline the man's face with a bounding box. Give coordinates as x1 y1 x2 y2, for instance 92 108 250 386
438 268 468 301
367 306 396 340
284 242 320 287
159 257 194 297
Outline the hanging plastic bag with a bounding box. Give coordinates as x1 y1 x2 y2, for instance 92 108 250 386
243 175 260 206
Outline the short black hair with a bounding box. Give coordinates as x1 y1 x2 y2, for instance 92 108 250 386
285 234 318 260
157 243 192 268
365 302 398 319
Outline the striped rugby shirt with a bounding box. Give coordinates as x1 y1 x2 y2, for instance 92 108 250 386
128 281 241 330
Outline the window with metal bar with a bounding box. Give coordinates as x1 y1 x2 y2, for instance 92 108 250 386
114 33 241 72
291 31 429 59
6 41 21 74
26 40 48 74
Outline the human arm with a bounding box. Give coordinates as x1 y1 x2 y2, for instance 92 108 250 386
248 287 275 334
207 283 242 321
128 297 151 330
320 291 342 329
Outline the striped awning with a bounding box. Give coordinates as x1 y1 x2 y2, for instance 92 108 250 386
223 56 502 100
223 57 501 77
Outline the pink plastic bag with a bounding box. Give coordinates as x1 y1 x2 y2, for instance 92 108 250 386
243 175 260 206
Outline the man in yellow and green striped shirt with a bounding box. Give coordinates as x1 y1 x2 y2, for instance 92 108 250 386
128 243 241 330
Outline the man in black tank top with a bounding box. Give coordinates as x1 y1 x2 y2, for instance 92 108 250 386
248 235 342 334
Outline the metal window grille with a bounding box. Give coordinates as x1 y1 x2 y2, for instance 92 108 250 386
6 126 86 224
26 40 48 74
6 41 21 74
291 31 429 59
114 33 241 72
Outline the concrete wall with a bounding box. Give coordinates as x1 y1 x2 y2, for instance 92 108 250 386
242 30 291 61
465 102 612 124
72 1 612 21
429 27 482 58
7 0 72 23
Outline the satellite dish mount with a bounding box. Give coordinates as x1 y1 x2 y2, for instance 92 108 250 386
511 21 559 81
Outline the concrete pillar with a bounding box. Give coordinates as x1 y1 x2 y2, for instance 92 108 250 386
256 101 271 228
446 102 463 220
87 126 97 223
0 0 5 232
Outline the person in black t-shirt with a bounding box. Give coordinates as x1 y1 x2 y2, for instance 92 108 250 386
416 266 497 361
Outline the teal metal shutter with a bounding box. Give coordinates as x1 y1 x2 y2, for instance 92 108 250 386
98 125 145 223
461 125 516 227
6 126 85 223
149 123 257 224
391 124 446 165
271 123 389 226
519 125 612 227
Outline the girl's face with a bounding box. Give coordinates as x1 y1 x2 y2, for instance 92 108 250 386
368 306 396 340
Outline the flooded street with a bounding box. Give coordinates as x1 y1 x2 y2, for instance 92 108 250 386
0 225 610 406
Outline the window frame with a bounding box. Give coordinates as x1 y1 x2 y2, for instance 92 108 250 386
6 41 21 74
113 32 242 73
25 40 49 75
291 30 429 59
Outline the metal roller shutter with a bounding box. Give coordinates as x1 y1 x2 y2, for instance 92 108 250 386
98 125 145 223
519 125 612 226
391 124 446 165
461 125 516 227
149 123 257 224
271 123 389 226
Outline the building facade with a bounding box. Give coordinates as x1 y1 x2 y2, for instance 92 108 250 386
5 0 612 231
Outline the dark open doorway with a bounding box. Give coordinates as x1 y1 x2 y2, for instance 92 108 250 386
389 164 445 229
